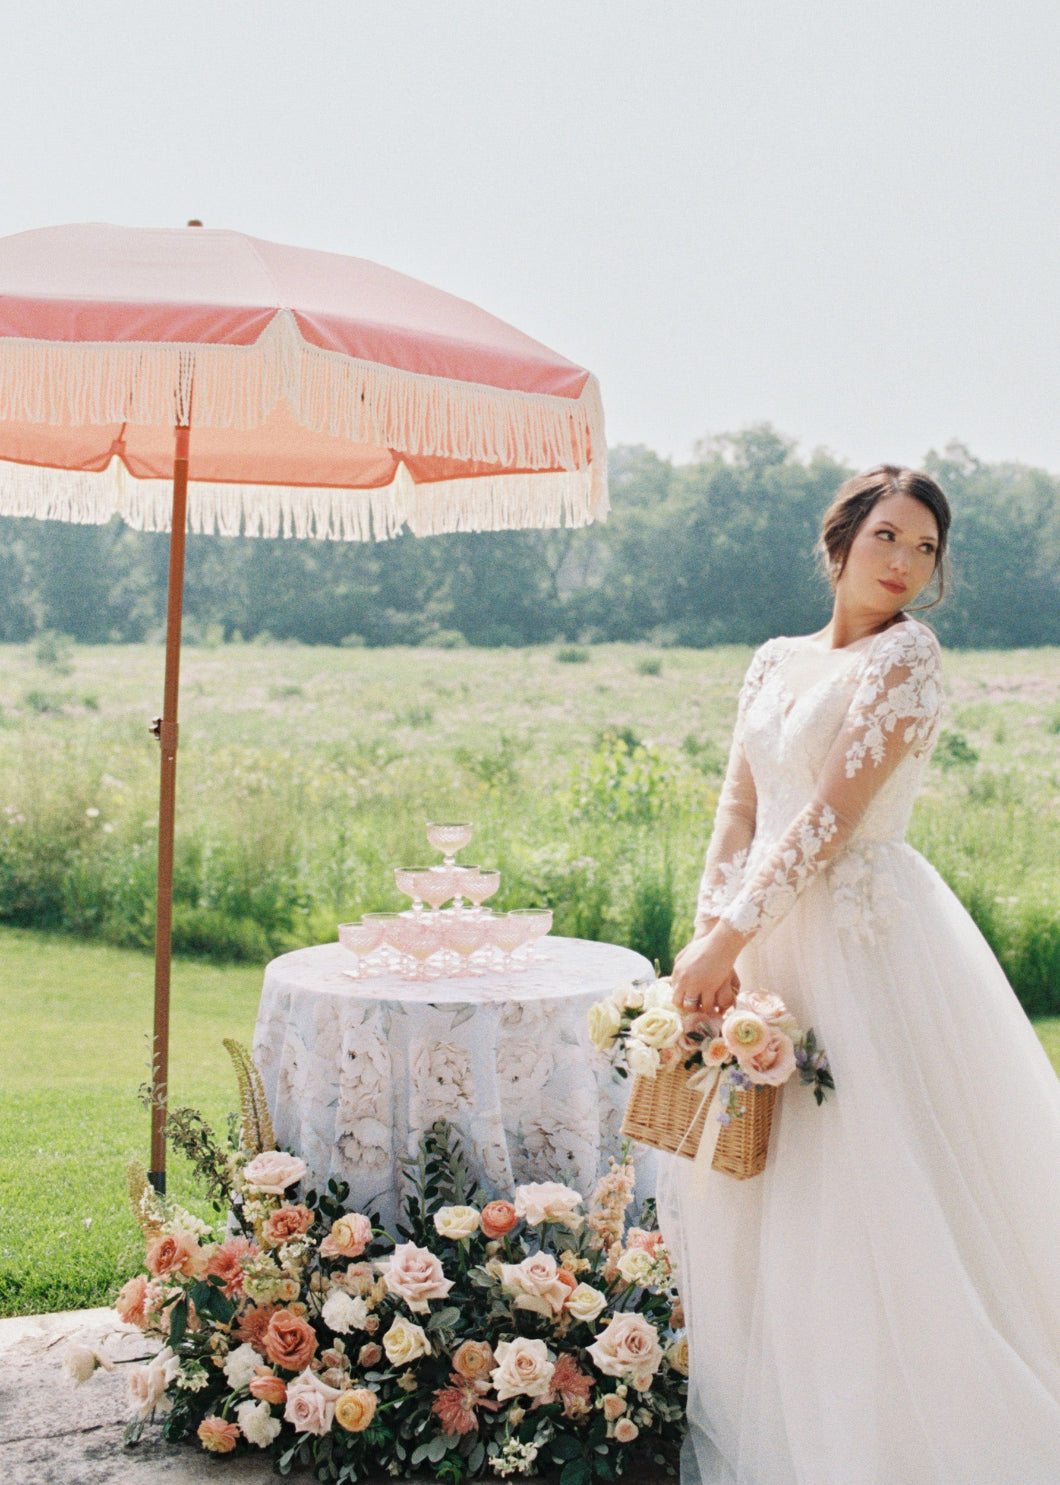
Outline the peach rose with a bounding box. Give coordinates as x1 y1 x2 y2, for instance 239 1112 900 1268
741 990 799 1039
262 1309 318 1372
490 1337 555 1401
127 1346 179 1419
242 1150 307 1196
479 1201 518 1239
205 1236 257 1299
602 1392 627 1421
614 1418 639 1443
379 1243 453 1313
500 1253 571 1315
249 1369 287 1405
738 1026 796 1086
114 1275 154 1328
666 1335 690 1376
283 1369 340 1435
320 1212 373 1260
452 1339 495 1380
335 1388 377 1433
358 1342 383 1368
145 1230 206 1280
704 1037 731 1066
262 1204 313 1247
586 1313 663 1379
197 1416 240 1453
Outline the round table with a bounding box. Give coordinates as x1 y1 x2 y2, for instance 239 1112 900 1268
252 936 655 1228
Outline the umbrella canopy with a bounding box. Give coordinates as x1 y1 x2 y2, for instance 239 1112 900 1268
0 223 607 536
0 223 608 1188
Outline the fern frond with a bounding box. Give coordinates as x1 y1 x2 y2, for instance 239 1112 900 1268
223 1039 276 1154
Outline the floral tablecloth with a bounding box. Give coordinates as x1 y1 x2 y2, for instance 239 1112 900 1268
252 937 655 1227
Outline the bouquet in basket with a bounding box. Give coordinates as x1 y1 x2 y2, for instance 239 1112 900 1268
589 979 833 1173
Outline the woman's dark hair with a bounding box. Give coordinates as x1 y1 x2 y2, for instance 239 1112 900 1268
818 465 951 610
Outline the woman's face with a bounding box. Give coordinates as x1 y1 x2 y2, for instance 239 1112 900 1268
835 492 940 618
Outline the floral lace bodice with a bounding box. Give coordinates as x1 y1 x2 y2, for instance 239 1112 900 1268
695 618 943 941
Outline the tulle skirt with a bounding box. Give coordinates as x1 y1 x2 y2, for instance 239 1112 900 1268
657 844 1060 1484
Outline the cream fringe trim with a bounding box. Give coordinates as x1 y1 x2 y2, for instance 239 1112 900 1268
0 456 606 540
0 311 606 493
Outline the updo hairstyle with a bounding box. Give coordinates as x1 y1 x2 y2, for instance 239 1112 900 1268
818 465 951 610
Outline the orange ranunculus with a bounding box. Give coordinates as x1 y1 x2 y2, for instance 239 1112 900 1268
197 1416 240 1453
262 1309 318 1372
452 1339 495 1381
479 1201 518 1239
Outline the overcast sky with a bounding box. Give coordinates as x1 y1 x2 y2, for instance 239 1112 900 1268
3 0 1059 472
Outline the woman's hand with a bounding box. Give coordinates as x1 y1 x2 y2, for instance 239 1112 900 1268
670 923 746 1027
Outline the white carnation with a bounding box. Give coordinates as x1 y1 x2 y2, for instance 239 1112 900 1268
321 1289 370 1334
222 1342 261 1390
237 1398 282 1448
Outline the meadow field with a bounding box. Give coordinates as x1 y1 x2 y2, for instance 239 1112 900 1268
1 636 1059 1315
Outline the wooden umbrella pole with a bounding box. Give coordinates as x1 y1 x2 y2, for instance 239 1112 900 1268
149 423 191 1193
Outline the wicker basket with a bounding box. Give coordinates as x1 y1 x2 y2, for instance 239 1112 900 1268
621 1061 777 1177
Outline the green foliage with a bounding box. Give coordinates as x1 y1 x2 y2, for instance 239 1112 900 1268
556 644 591 663
568 733 686 825
934 730 979 768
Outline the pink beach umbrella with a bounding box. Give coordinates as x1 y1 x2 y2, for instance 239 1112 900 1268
0 222 608 1188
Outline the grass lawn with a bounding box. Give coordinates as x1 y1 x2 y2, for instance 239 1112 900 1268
0 926 261 1316
4 923 1060 1319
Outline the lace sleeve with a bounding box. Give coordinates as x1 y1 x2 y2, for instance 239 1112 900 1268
693 642 778 929
719 624 943 940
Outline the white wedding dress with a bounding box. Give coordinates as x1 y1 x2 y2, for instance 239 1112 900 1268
657 617 1060 1484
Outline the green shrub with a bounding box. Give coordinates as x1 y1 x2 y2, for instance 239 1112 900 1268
555 644 590 663
934 730 979 768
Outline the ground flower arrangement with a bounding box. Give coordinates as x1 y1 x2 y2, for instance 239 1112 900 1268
106 1043 687 1482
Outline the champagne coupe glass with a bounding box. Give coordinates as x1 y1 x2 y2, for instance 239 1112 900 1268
426 821 473 867
417 866 456 914
487 912 534 972
394 867 433 915
362 912 405 974
464 868 501 917
447 864 480 913
507 907 553 964
338 918 384 978
446 913 488 975
390 915 443 980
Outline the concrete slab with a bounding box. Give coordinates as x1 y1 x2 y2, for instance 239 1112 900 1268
0 1309 588 1485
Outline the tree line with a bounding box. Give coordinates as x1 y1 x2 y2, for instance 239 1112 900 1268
1 426 1058 649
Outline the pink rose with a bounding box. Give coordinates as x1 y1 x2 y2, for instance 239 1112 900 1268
614 1418 639 1443
490 1338 555 1401
379 1243 453 1314
242 1151 307 1196
500 1253 570 1315
127 1346 179 1418
320 1212 372 1259
283 1370 341 1435
738 1026 796 1086
587 1313 664 1380
358 1342 383 1369
602 1392 626 1421
197 1416 240 1453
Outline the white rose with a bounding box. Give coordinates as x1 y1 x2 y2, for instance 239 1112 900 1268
610 981 646 1010
564 1283 607 1323
237 1398 282 1449
127 1346 179 1419
63 1344 112 1385
382 1317 432 1366
642 978 676 1009
616 1249 656 1286
514 1182 584 1230
322 1289 370 1334
626 1039 661 1078
588 998 623 1050
628 1006 683 1050
490 1337 555 1401
222 1342 262 1390
242 1150 307 1196
433 1205 481 1240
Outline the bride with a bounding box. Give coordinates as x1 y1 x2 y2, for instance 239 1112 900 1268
658 465 1060 1484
